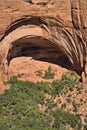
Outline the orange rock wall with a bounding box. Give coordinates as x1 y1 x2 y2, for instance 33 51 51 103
0 0 87 83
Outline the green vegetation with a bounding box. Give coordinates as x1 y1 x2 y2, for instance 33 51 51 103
53 109 81 129
0 70 84 130
35 66 55 79
61 103 66 109
43 66 55 79
66 98 71 103
72 101 78 112
35 70 43 77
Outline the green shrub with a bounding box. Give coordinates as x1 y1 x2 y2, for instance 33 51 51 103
76 85 84 91
35 66 55 79
67 94 72 97
61 103 66 109
43 66 55 79
35 70 43 77
72 101 78 112
66 98 71 103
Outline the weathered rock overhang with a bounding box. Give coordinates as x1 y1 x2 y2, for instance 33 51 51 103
0 17 72 74
0 16 86 81
7 36 71 69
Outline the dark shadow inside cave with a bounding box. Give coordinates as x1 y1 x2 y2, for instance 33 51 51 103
7 37 72 70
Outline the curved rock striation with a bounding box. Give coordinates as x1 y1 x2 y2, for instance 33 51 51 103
0 0 87 83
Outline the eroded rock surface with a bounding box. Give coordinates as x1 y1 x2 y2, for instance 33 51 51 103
0 0 87 85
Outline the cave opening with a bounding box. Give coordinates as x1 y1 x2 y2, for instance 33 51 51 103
7 37 72 81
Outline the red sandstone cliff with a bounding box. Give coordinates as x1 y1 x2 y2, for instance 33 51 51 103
0 0 87 85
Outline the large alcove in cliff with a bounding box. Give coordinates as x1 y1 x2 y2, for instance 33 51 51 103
7 36 71 82
7 37 71 67
0 17 76 82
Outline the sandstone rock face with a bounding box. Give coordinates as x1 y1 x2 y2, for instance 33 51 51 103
0 0 87 84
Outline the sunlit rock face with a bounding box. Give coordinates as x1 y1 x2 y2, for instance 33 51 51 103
0 0 87 83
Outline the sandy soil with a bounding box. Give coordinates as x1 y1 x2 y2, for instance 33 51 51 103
8 57 68 82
